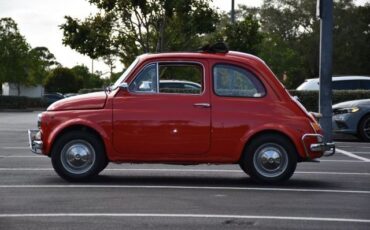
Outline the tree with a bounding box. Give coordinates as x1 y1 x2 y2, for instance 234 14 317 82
239 0 370 88
223 15 263 55
45 67 83 93
28 47 59 85
0 17 31 94
71 65 103 88
60 0 219 66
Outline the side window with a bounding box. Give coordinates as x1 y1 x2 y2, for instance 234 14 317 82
158 64 203 94
360 80 370 90
129 64 157 92
213 64 266 97
333 80 361 90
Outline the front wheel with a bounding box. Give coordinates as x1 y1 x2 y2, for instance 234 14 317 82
51 131 107 182
240 134 297 183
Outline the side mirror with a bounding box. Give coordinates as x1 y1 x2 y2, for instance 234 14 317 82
293 95 301 102
119 82 129 91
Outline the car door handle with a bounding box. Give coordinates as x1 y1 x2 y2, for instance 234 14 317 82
193 103 211 108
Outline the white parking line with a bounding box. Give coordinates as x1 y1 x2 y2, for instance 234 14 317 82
0 213 369 223
0 167 369 176
0 147 28 150
350 152 370 154
336 149 370 162
0 155 43 158
319 159 365 162
339 146 370 149
0 185 369 195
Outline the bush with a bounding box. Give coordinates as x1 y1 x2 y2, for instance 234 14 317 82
45 67 83 94
0 96 46 109
289 90 370 111
78 88 104 94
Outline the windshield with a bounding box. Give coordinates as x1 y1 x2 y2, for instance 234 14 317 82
112 57 140 90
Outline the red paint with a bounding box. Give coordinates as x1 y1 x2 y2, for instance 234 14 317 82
39 51 326 163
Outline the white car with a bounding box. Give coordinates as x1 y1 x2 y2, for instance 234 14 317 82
296 76 370 91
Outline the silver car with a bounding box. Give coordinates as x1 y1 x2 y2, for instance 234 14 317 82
332 99 370 141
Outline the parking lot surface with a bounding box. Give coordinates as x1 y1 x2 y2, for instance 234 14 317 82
0 112 369 229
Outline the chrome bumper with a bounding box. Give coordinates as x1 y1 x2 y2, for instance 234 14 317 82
28 129 43 154
302 134 335 158
310 142 335 156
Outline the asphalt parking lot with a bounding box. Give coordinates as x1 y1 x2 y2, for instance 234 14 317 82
0 112 369 230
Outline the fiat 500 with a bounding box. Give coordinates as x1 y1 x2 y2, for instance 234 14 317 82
28 45 335 183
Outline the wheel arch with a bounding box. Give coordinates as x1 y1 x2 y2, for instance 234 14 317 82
240 129 302 163
48 124 106 158
357 112 370 140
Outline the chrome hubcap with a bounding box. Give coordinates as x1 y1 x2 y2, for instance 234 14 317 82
253 143 288 178
61 140 95 174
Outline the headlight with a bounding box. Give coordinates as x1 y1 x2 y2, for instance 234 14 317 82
333 107 359 115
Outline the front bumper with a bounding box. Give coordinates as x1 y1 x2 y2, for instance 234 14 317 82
28 129 43 154
302 134 335 158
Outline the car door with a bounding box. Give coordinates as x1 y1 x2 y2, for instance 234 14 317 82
112 60 211 159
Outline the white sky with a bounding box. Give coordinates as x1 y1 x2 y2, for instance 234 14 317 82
0 0 368 75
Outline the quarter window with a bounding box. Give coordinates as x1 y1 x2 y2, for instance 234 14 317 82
213 64 266 97
129 64 157 93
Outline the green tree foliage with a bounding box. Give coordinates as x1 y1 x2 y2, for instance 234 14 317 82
28 47 59 85
71 65 103 88
0 18 30 92
205 11 263 55
241 0 370 88
61 0 219 66
223 15 263 55
0 18 58 95
45 67 83 93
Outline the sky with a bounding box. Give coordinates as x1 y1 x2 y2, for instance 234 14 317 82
0 0 368 75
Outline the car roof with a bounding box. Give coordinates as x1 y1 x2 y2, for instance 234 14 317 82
305 76 370 82
138 51 265 64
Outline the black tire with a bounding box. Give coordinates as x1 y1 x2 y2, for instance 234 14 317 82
240 134 297 183
358 114 370 142
51 131 107 182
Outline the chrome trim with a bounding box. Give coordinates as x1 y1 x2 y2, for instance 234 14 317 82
301 133 335 159
253 143 288 178
310 143 336 156
28 129 43 154
60 139 96 174
193 103 211 108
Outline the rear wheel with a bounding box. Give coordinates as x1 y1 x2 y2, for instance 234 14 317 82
51 131 107 182
240 134 297 183
358 115 370 142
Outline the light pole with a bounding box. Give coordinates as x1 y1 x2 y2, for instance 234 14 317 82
317 0 333 142
231 0 235 24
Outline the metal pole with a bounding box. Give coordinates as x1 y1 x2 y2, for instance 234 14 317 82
318 0 333 142
231 0 235 24
91 59 94 74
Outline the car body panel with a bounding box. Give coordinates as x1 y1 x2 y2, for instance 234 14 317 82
332 99 370 135
297 76 370 91
36 51 329 164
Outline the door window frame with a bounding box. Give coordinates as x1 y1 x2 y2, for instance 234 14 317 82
128 61 206 96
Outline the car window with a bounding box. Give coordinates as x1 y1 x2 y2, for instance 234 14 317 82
358 80 370 89
158 64 203 94
213 64 266 97
333 80 363 90
129 64 158 93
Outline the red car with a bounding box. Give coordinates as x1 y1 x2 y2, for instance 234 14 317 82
28 44 335 183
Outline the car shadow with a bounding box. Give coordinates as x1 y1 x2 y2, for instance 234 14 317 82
43 173 336 190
